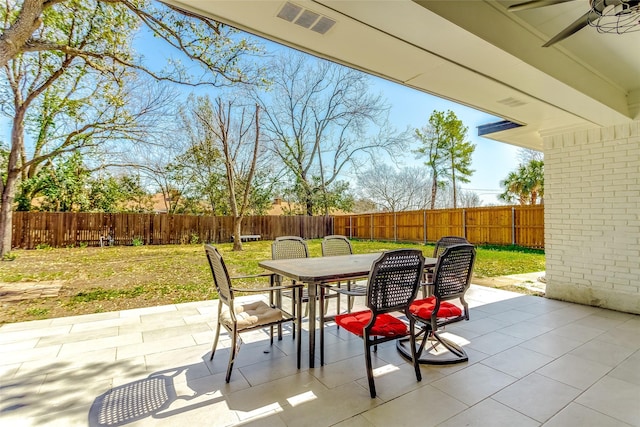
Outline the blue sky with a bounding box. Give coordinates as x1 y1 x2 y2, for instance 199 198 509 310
135 26 523 205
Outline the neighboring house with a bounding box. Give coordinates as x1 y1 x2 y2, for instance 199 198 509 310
266 198 350 216
266 198 298 216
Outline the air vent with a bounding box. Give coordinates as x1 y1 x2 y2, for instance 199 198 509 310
277 2 302 22
497 97 528 108
276 2 336 35
311 16 335 34
295 10 320 28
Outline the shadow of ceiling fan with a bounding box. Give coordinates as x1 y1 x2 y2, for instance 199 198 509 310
508 0 640 47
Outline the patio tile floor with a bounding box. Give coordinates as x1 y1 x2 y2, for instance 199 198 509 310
1 285 639 426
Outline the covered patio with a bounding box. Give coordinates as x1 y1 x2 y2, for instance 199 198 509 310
159 0 640 316
2 284 638 426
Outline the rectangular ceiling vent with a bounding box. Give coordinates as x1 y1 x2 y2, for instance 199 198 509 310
277 2 336 35
497 97 528 108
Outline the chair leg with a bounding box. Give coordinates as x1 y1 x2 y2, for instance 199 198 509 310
226 331 239 383
409 319 422 382
210 320 222 361
295 287 302 370
347 281 354 313
319 286 325 366
364 338 376 398
397 324 468 365
292 297 297 339
432 331 467 359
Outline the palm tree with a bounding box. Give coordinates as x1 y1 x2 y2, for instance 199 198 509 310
499 159 544 205
525 159 544 204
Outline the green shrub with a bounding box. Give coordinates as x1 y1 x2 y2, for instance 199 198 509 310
132 237 144 246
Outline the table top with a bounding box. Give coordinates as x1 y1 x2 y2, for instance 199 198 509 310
259 253 436 283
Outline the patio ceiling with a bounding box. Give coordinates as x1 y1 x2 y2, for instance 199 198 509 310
161 0 640 151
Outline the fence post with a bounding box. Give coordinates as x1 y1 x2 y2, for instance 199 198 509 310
370 213 373 241
462 209 466 239
512 206 516 245
394 211 397 242
423 210 427 244
349 216 352 239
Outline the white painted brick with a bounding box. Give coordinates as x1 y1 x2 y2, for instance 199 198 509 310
614 284 639 293
544 121 640 313
614 125 631 139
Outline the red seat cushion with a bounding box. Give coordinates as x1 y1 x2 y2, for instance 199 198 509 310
335 311 408 337
410 296 462 319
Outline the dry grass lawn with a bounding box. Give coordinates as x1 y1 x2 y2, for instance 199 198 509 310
0 240 545 325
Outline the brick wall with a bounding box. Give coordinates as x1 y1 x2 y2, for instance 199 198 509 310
544 121 640 314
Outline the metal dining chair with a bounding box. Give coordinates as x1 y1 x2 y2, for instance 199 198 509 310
205 244 302 382
332 249 425 398
421 236 470 297
399 243 475 365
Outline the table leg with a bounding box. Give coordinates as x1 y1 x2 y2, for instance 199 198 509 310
307 281 317 368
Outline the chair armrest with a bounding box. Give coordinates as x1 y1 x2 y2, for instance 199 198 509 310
229 284 303 293
332 287 366 297
230 272 274 280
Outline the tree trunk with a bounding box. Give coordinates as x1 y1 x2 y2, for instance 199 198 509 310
452 169 457 209
430 177 438 210
0 109 26 256
0 0 44 68
0 173 18 257
232 216 243 251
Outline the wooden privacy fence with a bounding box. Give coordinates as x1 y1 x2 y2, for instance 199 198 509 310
334 205 544 249
11 206 543 249
11 212 333 249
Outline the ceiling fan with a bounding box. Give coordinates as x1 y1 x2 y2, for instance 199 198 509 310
508 0 640 47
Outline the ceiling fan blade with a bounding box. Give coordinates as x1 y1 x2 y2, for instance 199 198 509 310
508 0 577 12
542 10 591 46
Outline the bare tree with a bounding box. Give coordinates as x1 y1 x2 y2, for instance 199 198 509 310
356 163 432 212
181 96 263 250
517 148 544 164
253 51 408 216
457 189 481 208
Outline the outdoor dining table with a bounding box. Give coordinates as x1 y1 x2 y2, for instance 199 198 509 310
258 252 436 368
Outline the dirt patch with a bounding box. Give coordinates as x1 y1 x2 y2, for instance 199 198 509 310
473 271 546 296
0 281 63 302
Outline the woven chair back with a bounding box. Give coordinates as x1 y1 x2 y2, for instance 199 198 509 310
204 245 233 305
322 235 353 256
272 236 309 260
432 244 476 301
367 249 424 313
433 236 470 258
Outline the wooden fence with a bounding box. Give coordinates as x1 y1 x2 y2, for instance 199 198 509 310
11 212 333 249
333 205 544 249
11 205 544 249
